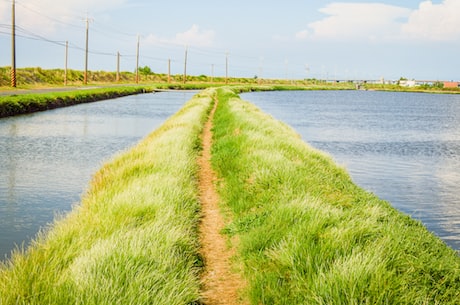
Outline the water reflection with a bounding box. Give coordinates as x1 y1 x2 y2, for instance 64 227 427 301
242 90 460 252
0 91 196 260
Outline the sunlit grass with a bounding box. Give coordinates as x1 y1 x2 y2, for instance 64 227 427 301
0 86 151 117
211 88 460 304
2 87 459 304
0 89 215 304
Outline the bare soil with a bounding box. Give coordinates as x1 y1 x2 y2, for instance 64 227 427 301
198 97 246 305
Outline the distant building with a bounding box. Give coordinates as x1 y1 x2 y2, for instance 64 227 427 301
443 82 460 88
399 80 416 87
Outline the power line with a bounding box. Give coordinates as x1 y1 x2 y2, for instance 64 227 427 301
15 0 83 29
1 3 268 79
15 25 66 46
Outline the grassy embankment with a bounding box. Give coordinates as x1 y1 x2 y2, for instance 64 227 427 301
0 90 214 304
363 83 460 94
0 86 153 118
1 87 459 304
211 88 460 304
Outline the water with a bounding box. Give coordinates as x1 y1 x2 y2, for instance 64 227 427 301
0 91 196 260
242 90 460 252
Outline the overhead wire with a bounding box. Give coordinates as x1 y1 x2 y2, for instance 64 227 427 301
2 1 271 77
15 0 84 30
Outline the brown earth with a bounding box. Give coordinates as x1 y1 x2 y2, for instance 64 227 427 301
198 96 246 305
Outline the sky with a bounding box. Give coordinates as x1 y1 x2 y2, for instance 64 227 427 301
0 0 459 81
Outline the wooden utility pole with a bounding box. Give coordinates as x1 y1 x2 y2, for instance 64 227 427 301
168 59 171 83
136 35 140 83
183 46 188 84
11 0 16 88
116 52 120 82
64 41 68 86
84 17 90 85
225 52 229 84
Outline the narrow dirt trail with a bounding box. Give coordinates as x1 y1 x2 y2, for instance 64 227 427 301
198 97 245 305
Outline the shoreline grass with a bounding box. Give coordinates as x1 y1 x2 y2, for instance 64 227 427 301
0 89 214 304
2 74 458 119
0 86 153 118
0 83 355 119
211 88 460 304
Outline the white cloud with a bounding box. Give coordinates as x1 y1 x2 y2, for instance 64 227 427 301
298 1 460 43
0 0 126 34
146 25 215 47
175 25 215 47
305 3 411 41
401 0 460 41
295 30 309 40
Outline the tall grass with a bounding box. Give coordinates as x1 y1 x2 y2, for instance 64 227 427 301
0 89 215 304
211 88 460 304
2 87 459 304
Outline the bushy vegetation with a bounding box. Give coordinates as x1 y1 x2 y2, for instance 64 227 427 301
211 88 460 304
364 83 460 94
0 90 214 304
1 66 361 89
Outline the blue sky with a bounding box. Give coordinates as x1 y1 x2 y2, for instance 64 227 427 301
0 0 459 81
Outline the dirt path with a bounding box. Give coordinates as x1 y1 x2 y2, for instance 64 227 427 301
198 97 245 305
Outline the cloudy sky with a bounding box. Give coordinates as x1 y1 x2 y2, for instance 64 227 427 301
0 0 459 80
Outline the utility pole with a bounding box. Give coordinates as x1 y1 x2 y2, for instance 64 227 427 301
225 52 229 84
64 41 68 86
211 64 214 83
183 45 188 84
83 16 90 85
285 59 289 82
305 64 310 81
116 52 120 82
168 59 171 83
11 0 16 88
135 35 140 83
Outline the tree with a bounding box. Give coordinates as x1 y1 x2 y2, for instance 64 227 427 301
138 66 153 75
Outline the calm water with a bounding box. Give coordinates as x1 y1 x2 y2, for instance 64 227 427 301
0 91 196 260
242 90 460 252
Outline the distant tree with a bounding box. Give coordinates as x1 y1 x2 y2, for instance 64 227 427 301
138 66 153 75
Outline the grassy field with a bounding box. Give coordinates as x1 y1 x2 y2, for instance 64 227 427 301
211 88 460 304
1 87 459 304
0 89 214 304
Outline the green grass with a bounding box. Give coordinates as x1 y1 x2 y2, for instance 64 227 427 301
0 86 151 117
1 87 459 304
211 88 460 304
0 89 215 304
